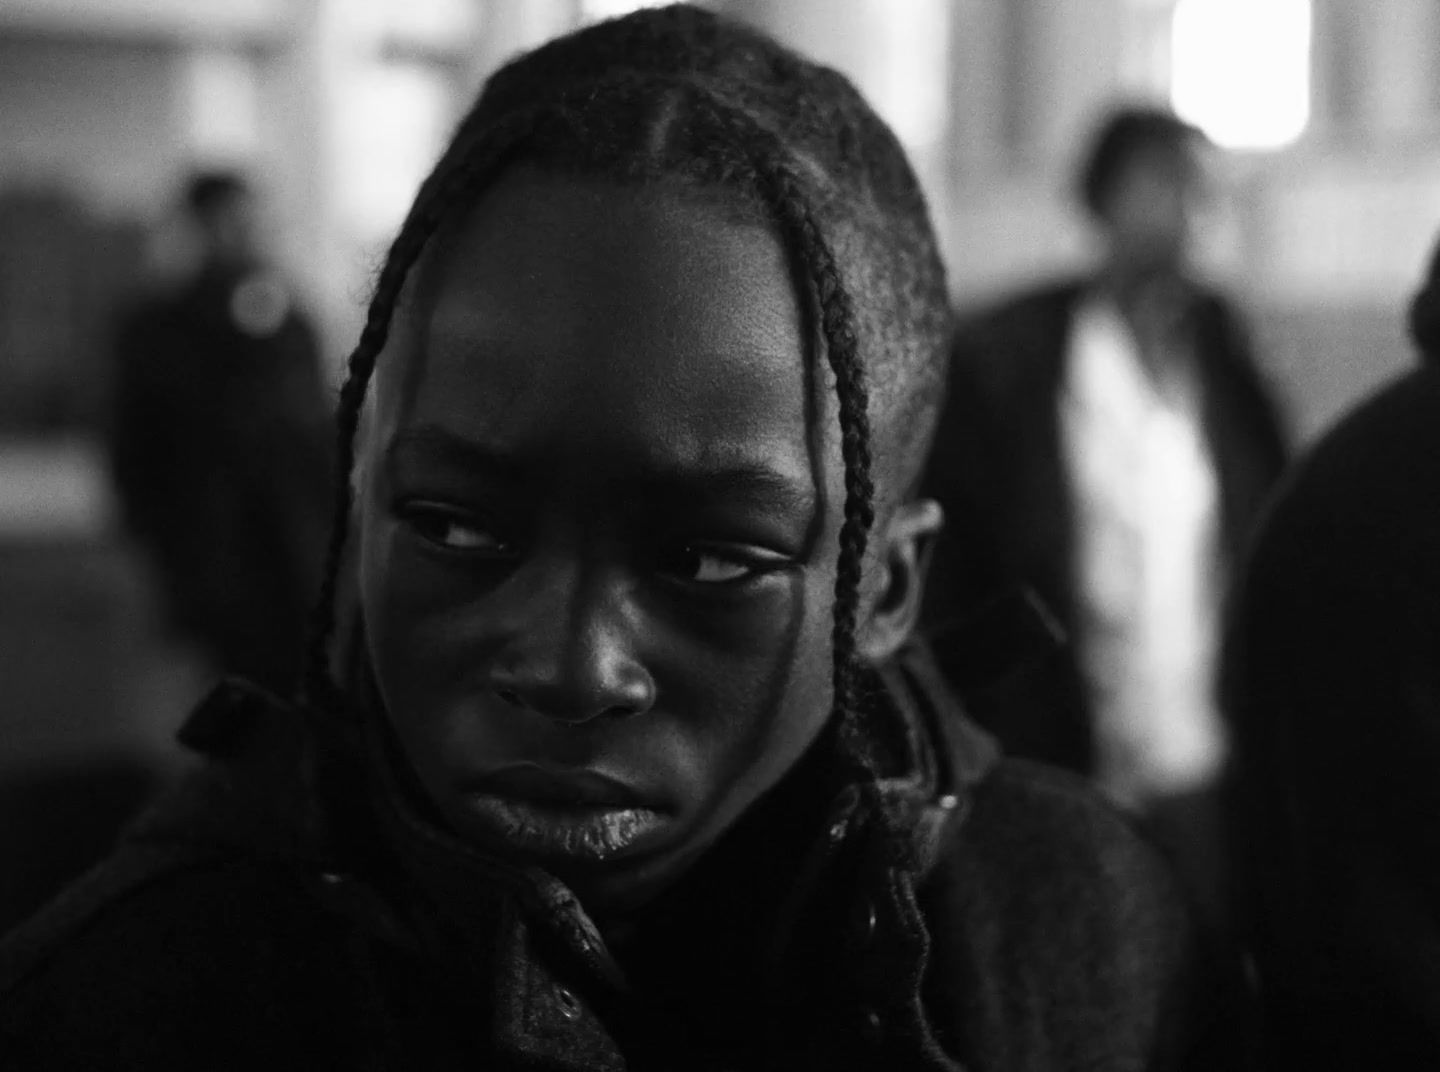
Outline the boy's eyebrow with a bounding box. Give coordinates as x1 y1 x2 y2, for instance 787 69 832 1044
644 459 817 517
387 425 521 478
387 424 816 514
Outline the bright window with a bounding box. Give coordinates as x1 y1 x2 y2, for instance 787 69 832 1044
1171 0 1311 150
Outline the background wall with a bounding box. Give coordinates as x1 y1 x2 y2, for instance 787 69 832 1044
5 0 1433 436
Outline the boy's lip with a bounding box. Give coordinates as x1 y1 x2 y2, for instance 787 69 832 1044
465 763 652 809
455 764 671 864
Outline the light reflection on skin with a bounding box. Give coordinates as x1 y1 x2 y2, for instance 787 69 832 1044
464 794 667 862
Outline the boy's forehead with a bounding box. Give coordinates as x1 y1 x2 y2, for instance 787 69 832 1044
372 170 853 493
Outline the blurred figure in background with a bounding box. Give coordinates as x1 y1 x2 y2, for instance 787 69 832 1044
109 170 331 698
1224 237 1440 1070
922 105 1289 928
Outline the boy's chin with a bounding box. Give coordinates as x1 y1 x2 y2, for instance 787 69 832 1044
441 797 700 915
539 818 738 921
537 839 705 920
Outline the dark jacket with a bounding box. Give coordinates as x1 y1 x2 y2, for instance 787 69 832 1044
109 264 332 695
921 279 1289 774
0 644 1244 1070
1224 368 1440 1070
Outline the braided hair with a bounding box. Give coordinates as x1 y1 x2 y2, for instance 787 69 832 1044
305 5 951 779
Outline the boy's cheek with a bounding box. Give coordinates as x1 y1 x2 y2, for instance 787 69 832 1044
641 573 816 670
359 523 838 745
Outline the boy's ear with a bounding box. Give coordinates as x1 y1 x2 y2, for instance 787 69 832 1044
855 498 944 665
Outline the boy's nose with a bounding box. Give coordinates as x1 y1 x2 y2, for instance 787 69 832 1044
487 565 656 725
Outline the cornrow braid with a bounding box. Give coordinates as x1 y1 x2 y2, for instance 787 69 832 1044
675 87 878 758
303 6 950 790
303 108 550 712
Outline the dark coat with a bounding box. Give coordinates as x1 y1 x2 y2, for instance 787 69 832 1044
1224 368 1440 1069
109 265 332 695
0 644 1246 1070
921 280 1289 774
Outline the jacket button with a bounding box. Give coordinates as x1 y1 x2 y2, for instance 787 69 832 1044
555 986 582 1022
861 1008 883 1045
854 899 877 943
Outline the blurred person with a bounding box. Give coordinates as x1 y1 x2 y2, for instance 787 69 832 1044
108 170 331 697
922 105 1290 927
1224 241 1440 1069
0 13 1247 1068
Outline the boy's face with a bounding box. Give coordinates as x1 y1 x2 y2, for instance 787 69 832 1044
358 172 884 913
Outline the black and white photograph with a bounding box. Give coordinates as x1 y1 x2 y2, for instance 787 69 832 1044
0 1 1432 1068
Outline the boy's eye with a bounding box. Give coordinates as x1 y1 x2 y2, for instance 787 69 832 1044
663 543 786 586
402 504 510 555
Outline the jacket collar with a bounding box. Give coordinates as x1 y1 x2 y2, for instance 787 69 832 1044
167 639 996 1070
358 639 995 1024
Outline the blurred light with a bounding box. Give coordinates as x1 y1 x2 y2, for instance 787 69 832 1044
581 0 671 21
182 49 260 161
349 0 481 51
1171 0 1311 150
853 0 950 149
336 62 451 238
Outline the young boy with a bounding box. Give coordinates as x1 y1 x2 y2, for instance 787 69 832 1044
1 8 1242 1069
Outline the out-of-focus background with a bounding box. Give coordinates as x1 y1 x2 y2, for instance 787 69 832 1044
0 0 1432 926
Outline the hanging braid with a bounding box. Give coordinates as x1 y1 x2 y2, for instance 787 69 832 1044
675 88 880 748
302 6 950 781
303 106 552 712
